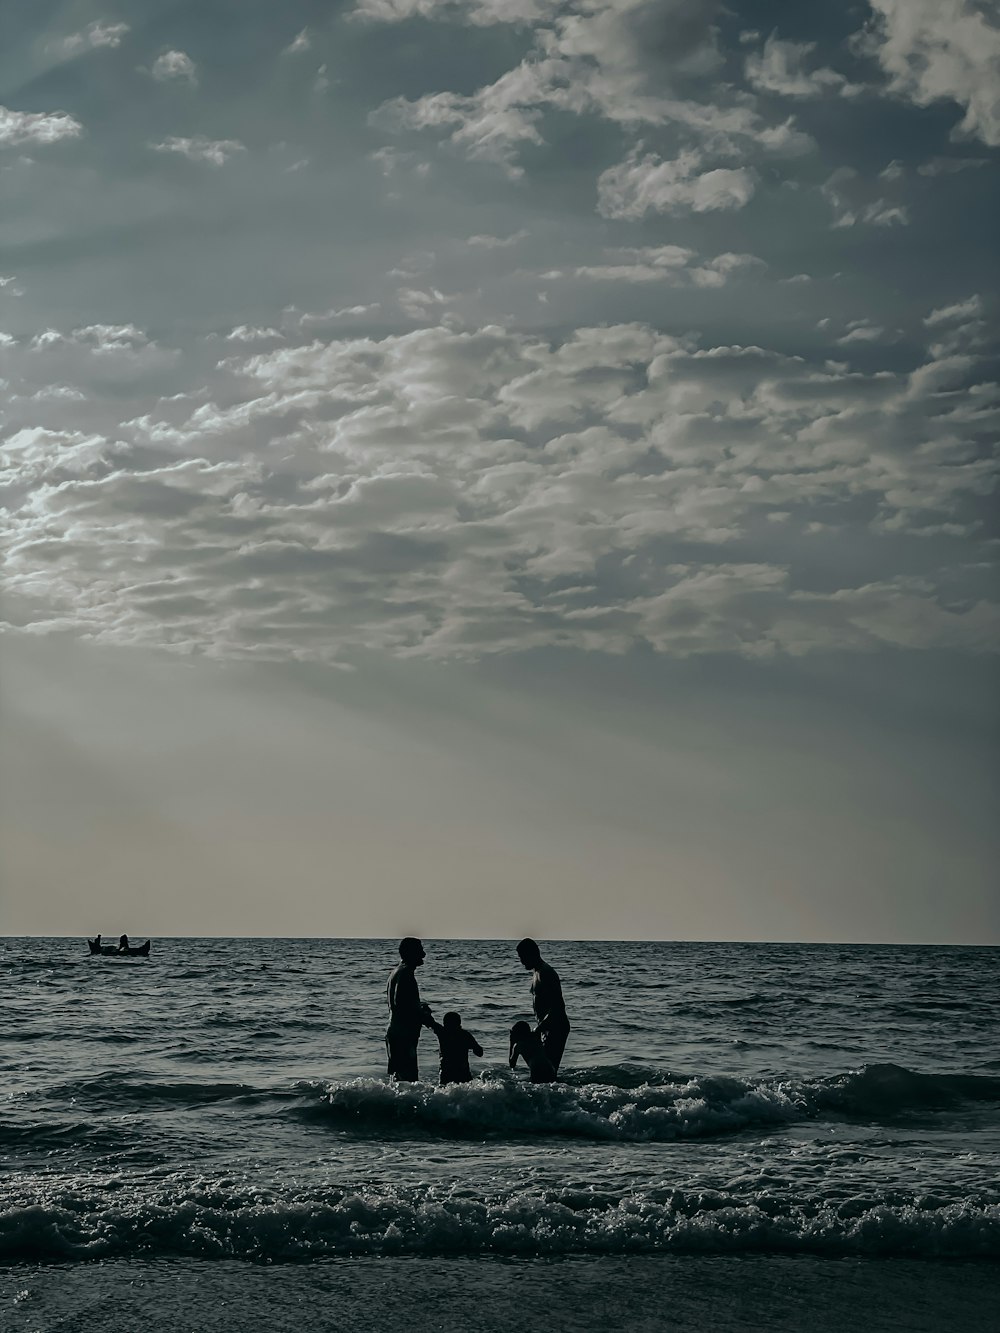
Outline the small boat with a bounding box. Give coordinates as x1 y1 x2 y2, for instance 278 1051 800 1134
87 937 151 957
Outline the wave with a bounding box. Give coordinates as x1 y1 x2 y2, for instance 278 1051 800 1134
297 1073 804 1141
0 1119 135 1154
13 1063 999 1142
294 1063 1000 1143
2 1181 997 1262
11 1072 269 1110
815 1063 1000 1116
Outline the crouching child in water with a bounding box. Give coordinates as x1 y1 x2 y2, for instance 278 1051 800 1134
508 1020 557 1083
426 1011 483 1086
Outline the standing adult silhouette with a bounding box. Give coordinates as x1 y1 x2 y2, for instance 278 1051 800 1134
516 937 570 1073
386 937 429 1081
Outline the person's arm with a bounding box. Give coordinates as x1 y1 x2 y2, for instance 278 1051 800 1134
469 1033 484 1058
508 1034 519 1069
387 968 404 1016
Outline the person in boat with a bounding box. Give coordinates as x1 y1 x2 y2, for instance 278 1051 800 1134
118 934 130 953
425 1011 483 1086
386 937 430 1082
516 938 571 1073
508 1021 556 1083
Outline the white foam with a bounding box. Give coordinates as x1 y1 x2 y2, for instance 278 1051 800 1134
2 1180 997 1261
308 1072 807 1141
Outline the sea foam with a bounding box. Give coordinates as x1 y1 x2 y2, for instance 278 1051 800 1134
2 1180 997 1262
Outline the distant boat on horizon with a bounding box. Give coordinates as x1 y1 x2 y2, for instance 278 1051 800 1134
87 937 151 957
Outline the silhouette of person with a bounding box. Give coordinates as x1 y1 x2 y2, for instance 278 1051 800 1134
386 937 429 1081
426 1011 483 1085
516 937 570 1072
117 934 129 953
508 1021 556 1083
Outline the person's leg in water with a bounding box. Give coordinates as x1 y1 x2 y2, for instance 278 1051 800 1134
540 1018 570 1073
386 1031 419 1081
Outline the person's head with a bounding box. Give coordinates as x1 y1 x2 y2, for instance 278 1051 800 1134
510 1020 532 1042
398 937 425 967
516 937 541 969
443 1011 461 1030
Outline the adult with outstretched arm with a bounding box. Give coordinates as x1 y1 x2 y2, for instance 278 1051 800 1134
386 937 431 1082
515 937 571 1073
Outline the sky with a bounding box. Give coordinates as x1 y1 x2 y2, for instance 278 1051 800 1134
1 0 998 942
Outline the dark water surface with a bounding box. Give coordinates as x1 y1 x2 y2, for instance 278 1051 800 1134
3 938 999 1326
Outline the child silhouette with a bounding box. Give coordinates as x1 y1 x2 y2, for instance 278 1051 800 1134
508 1021 556 1083
425 1011 483 1086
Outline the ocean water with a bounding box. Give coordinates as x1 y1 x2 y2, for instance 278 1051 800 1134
3 938 999 1329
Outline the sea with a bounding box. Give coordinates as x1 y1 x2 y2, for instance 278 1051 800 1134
2 937 998 1332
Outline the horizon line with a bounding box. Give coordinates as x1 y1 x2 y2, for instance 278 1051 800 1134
5 933 998 948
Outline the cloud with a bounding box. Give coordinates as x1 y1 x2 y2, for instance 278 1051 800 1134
351 0 578 29
836 320 887 345
368 0 812 179
284 29 311 53
597 149 756 218
745 33 860 98
150 50 198 84
0 427 127 486
546 246 762 287
862 0 1000 145
291 306 383 334
30 324 152 354
467 230 530 248
51 22 129 58
0 105 83 147
917 155 988 175
150 137 246 166
924 295 984 326
546 243 689 281
821 166 908 228
691 252 765 287
5 324 181 398
372 84 545 177
396 287 461 319
225 326 285 343
4 318 996 664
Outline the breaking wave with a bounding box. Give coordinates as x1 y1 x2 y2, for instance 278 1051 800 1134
294 1063 1000 1142
2 1181 997 1263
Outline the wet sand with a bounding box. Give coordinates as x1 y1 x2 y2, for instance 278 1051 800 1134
3 1256 997 1332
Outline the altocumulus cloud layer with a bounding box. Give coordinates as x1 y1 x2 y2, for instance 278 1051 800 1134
1 0 998 668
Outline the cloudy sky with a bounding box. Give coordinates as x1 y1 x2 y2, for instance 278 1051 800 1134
1 0 998 941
